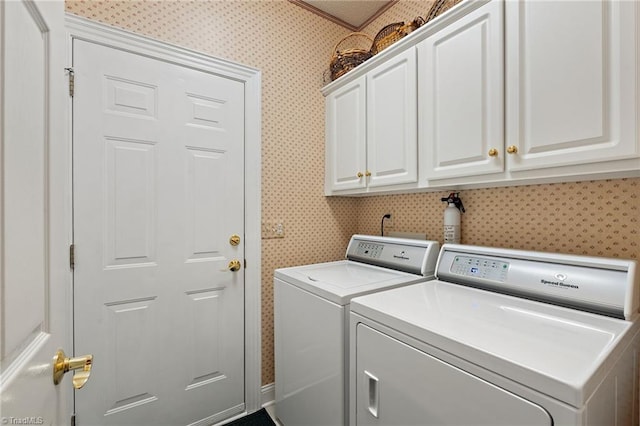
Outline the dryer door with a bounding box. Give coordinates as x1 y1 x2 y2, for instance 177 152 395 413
355 324 552 426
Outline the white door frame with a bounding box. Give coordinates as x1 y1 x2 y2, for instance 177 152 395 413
64 14 263 415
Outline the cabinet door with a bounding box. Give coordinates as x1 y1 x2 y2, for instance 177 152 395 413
355 324 553 426
418 0 504 181
367 48 418 188
325 75 367 193
505 0 639 171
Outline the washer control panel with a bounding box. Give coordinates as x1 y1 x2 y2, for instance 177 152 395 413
355 241 384 259
450 255 509 282
345 235 440 276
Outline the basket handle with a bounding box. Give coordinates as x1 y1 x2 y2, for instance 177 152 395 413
426 0 448 21
334 32 374 52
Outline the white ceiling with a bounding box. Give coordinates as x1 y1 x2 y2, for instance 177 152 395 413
298 1 393 29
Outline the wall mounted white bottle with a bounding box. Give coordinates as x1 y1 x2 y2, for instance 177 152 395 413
441 192 465 244
443 201 460 244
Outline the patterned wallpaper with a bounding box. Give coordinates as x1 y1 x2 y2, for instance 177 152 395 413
358 179 639 259
65 0 639 388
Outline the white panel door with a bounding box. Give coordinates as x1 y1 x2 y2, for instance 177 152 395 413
1 0 72 424
418 0 504 180
355 324 553 426
367 48 417 188
505 0 639 171
73 40 245 425
325 76 367 193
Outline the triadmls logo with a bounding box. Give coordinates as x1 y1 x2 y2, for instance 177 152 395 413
541 273 580 290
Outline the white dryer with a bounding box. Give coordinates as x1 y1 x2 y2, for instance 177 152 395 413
350 244 640 425
274 235 440 426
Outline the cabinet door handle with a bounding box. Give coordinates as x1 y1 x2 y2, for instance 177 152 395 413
507 145 518 154
365 171 372 177
357 172 364 178
365 370 379 418
488 148 498 157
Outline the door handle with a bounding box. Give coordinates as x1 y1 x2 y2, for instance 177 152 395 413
364 370 379 418
53 349 93 389
228 259 242 272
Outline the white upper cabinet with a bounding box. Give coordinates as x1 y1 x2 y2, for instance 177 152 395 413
324 49 417 195
367 48 417 188
322 0 639 195
418 0 504 181
505 0 639 173
325 75 367 192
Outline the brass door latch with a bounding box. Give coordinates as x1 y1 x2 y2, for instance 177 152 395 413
228 259 242 272
53 349 93 389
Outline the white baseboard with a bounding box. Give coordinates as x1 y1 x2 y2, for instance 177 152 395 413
261 383 275 407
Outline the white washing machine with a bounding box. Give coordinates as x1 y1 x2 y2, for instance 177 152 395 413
274 235 440 426
350 244 640 425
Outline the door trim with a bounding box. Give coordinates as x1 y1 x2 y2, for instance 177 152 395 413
64 14 263 413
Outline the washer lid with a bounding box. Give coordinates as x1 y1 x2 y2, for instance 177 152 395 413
350 280 635 408
275 260 430 305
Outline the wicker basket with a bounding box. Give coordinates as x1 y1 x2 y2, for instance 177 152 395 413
370 17 425 55
329 32 374 81
426 0 453 22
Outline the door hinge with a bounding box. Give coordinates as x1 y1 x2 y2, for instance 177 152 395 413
70 414 76 426
65 67 75 97
70 244 75 269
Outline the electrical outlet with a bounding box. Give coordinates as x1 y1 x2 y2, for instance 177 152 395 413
384 212 395 229
262 221 285 239
274 222 284 237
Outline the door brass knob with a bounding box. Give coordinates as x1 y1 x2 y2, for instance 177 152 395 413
506 145 518 154
488 148 498 157
365 171 372 177
229 234 241 246
228 259 242 272
357 172 364 178
53 349 93 389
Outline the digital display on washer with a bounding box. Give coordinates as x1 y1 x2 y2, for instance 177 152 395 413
451 255 509 282
356 242 384 259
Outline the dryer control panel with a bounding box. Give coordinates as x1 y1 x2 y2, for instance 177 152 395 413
436 244 638 320
450 255 509 282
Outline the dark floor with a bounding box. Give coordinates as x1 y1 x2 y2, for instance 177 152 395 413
225 408 276 426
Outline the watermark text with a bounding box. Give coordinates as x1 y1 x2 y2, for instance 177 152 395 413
1 417 45 425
